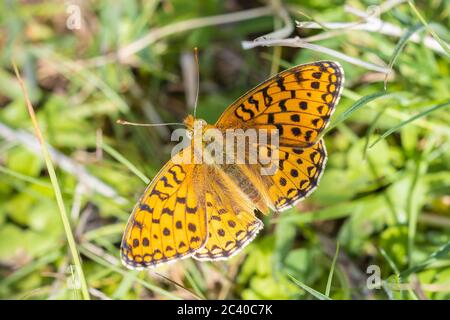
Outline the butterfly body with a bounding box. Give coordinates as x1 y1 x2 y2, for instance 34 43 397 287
121 61 344 269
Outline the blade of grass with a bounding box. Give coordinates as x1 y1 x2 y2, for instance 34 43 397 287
184 269 206 300
407 137 434 269
270 43 282 76
407 1 450 56
286 273 332 300
367 156 400 224
0 164 74 195
369 100 450 148
0 248 61 290
379 248 406 299
362 108 386 159
12 61 90 300
378 248 418 300
31 47 130 113
17 286 53 300
338 119 401 225
294 10 331 32
324 91 393 136
243 37 390 73
399 241 450 278
379 248 401 275
384 23 425 89
341 89 450 135
102 143 150 184
379 248 404 300
0 164 54 190
152 271 204 300
83 223 125 241
325 242 340 297
407 159 421 268
112 273 135 299
79 245 183 300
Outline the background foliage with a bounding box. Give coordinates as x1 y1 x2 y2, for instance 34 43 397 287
0 0 449 300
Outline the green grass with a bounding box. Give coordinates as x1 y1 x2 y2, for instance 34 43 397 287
0 0 449 300
12 62 90 300
325 242 339 297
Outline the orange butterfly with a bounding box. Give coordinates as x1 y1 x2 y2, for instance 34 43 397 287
121 61 344 269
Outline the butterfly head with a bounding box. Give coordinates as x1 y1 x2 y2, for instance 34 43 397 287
184 115 210 136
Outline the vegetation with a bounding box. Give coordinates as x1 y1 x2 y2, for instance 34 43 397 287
0 0 449 300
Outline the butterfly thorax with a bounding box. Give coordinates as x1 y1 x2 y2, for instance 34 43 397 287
183 114 272 214
183 114 219 163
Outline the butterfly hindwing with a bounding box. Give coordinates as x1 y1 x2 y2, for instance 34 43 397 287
215 61 344 147
193 165 264 260
193 192 263 261
258 139 327 211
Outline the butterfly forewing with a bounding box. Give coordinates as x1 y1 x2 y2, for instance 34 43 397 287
215 61 344 147
121 153 208 269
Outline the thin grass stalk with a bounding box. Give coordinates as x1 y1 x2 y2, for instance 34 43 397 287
12 62 90 300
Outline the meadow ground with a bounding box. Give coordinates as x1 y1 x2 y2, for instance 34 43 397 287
0 0 449 300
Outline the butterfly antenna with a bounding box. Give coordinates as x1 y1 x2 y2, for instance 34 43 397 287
116 119 185 127
193 47 200 119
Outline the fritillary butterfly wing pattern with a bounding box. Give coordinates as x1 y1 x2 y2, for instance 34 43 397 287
215 61 343 211
121 61 344 269
215 61 344 147
121 154 208 269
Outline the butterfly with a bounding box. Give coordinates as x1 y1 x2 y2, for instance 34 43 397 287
121 61 344 269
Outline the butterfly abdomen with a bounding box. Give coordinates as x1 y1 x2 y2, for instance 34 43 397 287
218 164 269 215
